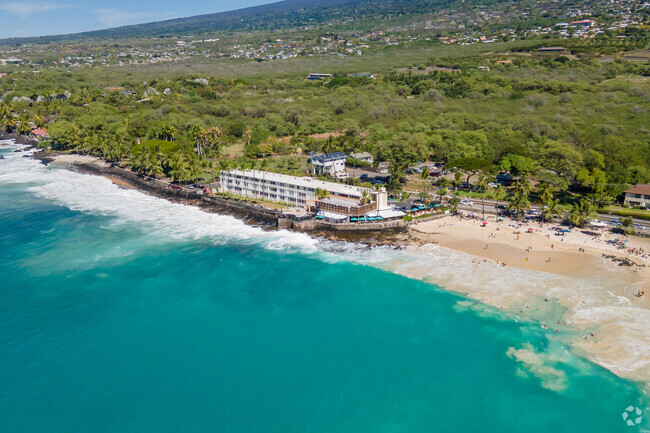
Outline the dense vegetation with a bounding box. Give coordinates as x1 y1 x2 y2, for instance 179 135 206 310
1 33 649 222
0 0 498 44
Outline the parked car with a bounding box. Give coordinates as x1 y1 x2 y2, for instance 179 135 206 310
379 169 389 174
360 174 368 180
488 182 497 188
171 185 182 191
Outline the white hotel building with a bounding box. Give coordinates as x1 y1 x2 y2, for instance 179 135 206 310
220 170 391 218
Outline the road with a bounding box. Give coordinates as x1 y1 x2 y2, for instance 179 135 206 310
401 193 650 230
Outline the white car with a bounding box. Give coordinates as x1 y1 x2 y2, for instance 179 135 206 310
379 169 388 174
460 199 473 206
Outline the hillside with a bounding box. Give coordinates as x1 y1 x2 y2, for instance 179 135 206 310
1 0 477 45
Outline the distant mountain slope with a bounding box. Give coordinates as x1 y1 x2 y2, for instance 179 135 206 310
0 0 474 45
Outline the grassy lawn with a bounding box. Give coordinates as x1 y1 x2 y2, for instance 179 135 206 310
598 206 650 221
132 139 183 154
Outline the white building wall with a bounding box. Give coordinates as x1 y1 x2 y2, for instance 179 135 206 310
624 193 650 207
220 170 370 207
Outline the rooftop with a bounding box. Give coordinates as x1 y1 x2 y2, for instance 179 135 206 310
321 196 363 208
625 184 650 196
309 152 347 163
223 169 370 197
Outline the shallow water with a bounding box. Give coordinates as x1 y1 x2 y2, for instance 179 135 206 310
1 143 648 432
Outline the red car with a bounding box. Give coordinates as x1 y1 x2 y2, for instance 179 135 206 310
171 185 182 191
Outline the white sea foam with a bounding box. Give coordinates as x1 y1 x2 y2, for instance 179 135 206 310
0 145 319 254
2 142 650 382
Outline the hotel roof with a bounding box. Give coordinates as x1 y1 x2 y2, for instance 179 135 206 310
223 169 370 197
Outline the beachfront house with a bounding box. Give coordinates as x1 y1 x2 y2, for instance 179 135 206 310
219 169 398 222
31 128 49 140
308 152 348 178
624 184 650 208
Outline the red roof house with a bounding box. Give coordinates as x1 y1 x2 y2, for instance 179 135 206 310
32 128 49 139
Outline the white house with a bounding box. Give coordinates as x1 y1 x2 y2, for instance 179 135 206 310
624 184 650 208
308 152 348 178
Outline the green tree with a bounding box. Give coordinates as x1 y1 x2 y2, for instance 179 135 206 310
492 184 505 216
477 174 488 220
315 188 329 201
538 183 554 205
507 188 530 219
568 199 596 228
448 157 493 185
419 167 430 203
541 199 562 225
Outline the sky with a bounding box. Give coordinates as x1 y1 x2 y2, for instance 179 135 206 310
0 0 275 39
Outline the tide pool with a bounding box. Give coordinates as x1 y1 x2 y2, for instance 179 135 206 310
0 144 648 432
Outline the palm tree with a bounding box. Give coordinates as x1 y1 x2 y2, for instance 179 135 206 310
477 174 488 220
437 187 447 205
191 124 206 155
541 199 561 225
419 167 430 203
450 191 461 212
538 183 554 205
493 184 505 216
620 216 635 234
568 199 596 228
507 189 530 219
315 188 329 208
165 152 188 183
361 190 371 205
590 192 614 210
157 124 176 141
218 159 230 173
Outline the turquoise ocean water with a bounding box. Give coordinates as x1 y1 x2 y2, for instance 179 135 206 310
0 142 648 432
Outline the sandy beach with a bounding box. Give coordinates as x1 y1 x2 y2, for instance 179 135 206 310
410 214 650 281
406 214 650 383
